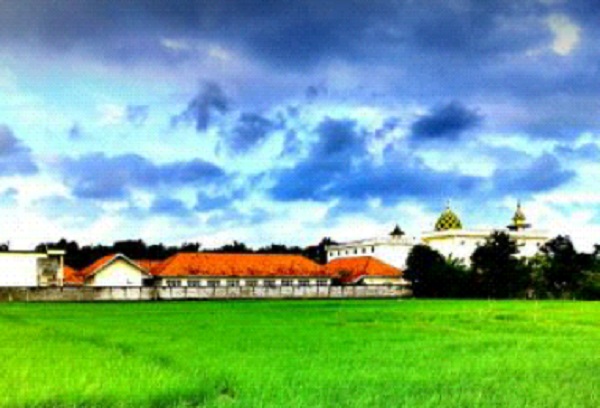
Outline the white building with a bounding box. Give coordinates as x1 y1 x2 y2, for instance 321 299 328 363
78 254 152 287
0 248 65 287
326 225 417 269
421 203 550 264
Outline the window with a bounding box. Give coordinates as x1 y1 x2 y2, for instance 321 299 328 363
281 279 293 286
226 280 239 287
264 280 277 288
166 279 181 287
298 279 310 287
188 280 201 287
362 247 366 254
354 249 358 254
371 246 375 253
206 280 220 287
245 280 258 287
317 279 329 286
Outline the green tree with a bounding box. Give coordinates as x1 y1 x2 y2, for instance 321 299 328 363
405 245 471 297
539 235 591 298
470 231 529 298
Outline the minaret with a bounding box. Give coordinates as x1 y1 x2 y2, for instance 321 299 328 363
508 201 531 231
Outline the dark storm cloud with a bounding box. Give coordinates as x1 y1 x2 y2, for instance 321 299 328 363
171 82 229 131
0 125 38 176
491 154 575 194
225 113 275 154
2 1 599 141
269 117 484 204
60 153 226 200
0 1 546 67
269 117 578 208
411 101 482 141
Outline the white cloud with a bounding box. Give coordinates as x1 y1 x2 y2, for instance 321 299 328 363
546 14 581 56
97 104 126 126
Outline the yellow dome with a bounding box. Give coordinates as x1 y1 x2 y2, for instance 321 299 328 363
434 205 463 231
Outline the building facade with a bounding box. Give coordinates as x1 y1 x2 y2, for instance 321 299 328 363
0 248 65 287
76 254 152 287
326 225 417 269
421 203 550 264
152 253 332 287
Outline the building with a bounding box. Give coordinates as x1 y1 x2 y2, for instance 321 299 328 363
0 248 65 287
326 225 417 269
421 202 550 264
325 256 408 286
152 253 331 287
76 254 153 287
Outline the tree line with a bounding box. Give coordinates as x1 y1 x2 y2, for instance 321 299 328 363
33 237 337 270
405 232 600 300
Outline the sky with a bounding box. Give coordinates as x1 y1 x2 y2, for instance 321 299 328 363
1 0 599 251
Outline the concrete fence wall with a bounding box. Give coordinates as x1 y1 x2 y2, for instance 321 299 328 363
0 285 411 302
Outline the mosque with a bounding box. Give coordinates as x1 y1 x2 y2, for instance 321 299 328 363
326 202 550 268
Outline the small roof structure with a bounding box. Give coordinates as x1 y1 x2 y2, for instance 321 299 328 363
79 254 151 280
63 265 84 286
507 201 531 231
325 256 402 284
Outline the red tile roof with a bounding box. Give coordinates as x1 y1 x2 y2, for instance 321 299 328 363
133 259 164 275
153 253 325 277
63 265 84 285
79 254 150 279
325 256 402 283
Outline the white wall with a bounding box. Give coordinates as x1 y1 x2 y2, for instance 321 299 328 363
159 277 331 287
328 243 412 269
89 260 147 287
427 236 483 264
425 232 548 265
0 253 45 287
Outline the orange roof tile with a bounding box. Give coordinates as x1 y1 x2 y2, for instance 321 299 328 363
133 259 164 275
63 265 84 285
79 254 150 279
325 256 402 283
153 253 326 277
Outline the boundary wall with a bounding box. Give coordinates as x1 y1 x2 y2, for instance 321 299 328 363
0 286 411 302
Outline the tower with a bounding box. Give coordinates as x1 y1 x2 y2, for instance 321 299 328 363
507 201 531 231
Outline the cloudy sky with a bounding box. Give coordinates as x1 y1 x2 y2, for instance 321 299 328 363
1 0 599 251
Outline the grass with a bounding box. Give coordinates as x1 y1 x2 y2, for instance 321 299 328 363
0 300 598 407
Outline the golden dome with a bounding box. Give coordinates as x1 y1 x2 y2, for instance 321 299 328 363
434 204 463 231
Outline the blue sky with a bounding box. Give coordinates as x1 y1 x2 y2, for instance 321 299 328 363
1 0 599 250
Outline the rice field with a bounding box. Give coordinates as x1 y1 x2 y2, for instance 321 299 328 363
0 300 598 407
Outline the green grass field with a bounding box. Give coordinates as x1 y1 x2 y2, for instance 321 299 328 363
0 300 598 407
